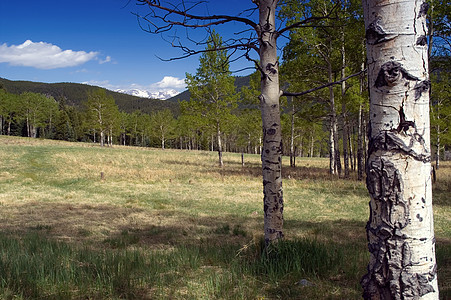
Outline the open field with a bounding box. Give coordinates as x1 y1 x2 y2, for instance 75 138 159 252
0 135 449 299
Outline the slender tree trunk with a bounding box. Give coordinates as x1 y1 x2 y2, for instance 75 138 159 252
328 57 341 176
329 122 336 174
259 0 283 245
30 112 37 138
357 103 364 181
361 0 439 298
358 52 366 181
349 129 354 171
290 97 295 167
310 133 314 158
26 114 30 137
298 138 303 158
341 29 350 178
258 135 262 154
435 123 440 170
217 122 223 167
100 130 105 147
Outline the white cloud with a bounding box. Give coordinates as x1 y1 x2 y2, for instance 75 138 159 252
0 40 98 69
99 56 111 64
153 76 186 89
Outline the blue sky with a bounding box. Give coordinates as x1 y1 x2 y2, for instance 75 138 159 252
0 0 257 98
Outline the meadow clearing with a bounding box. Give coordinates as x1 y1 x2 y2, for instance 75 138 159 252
0 135 449 299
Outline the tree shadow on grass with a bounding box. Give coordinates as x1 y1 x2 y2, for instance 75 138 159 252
1 200 450 299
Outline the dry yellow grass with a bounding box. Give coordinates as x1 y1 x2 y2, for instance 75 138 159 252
0 135 450 298
0 135 449 249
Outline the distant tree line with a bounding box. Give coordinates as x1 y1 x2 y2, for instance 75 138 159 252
0 63 449 174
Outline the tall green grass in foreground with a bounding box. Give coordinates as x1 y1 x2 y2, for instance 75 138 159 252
0 136 449 299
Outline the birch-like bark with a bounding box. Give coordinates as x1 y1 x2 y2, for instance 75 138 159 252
329 123 335 174
258 0 284 244
435 123 440 170
217 122 223 167
357 102 364 181
328 57 341 176
361 0 439 298
341 29 350 178
310 133 314 158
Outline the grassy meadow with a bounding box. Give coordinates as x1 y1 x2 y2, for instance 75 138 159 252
0 135 449 299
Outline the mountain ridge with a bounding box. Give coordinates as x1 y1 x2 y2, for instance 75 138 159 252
0 75 252 114
0 77 179 115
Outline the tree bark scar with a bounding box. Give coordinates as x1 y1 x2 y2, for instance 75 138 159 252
266 128 276 135
414 80 430 100
265 62 278 75
416 35 428 46
366 17 396 45
375 61 419 88
362 158 436 299
396 106 415 133
368 131 430 163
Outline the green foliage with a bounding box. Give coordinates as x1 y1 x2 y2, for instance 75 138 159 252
82 89 120 146
185 31 238 129
430 71 451 149
149 109 176 149
183 31 238 157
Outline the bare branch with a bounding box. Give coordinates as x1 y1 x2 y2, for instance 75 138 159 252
277 1 341 36
136 0 258 30
284 69 366 101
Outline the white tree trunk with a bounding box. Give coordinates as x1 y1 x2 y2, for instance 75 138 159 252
329 123 335 174
341 30 350 178
100 130 105 147
361 0 439 298
358 103 364 181
310 134 314 158
258 0 284 245
217 122 223 167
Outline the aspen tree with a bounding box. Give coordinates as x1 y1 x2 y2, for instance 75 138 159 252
361 0 439 298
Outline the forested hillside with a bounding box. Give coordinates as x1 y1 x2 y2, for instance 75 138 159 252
0 78 178 115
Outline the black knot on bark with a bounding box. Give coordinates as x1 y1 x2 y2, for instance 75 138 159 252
414 80 430 100
419 2 429 18
266 128 276 135
366 17 391 45
265 62 278 75
375 61 419 88
416 35 428 46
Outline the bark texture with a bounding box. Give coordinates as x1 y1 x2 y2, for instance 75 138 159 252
258 0 284 244
361 0 439 298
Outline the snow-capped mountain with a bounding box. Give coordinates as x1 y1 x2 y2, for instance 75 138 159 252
115 89 179 100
